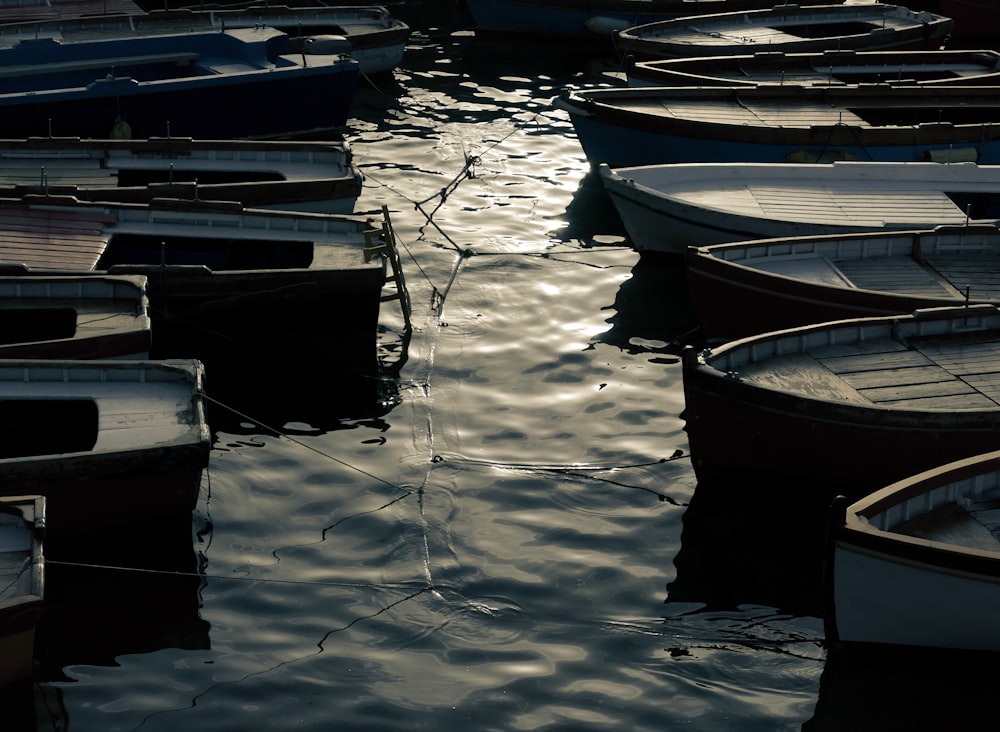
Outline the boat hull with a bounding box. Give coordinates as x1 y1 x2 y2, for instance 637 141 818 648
0 274 151 359
0 137 362 214
681 307 1000 496
684 224 1000 340
831 528 1000 651
598 163 898 254
0 198 393 376
828 451 1000 652
626 49 1000 88
614 4 953 60
686 253 964 340
0 496 44 686
466 0 841 38
555 86 1000 167
0 361 210 537
468 0 674 38
0 31 360 139
128 265 388 370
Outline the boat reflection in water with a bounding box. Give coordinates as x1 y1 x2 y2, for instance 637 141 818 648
806 649 1000 730
667 477 830 617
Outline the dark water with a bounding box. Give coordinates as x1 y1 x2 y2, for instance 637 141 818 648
14 4 1000 730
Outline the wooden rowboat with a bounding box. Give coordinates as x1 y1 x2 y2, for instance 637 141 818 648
554 84 1000 167
0 274 150 360
625 48 1000 88
685 223 1000 340
0 195 404 374
0 4 410 76
614 3 953 60
0 26 360 140
0 137 363 214
0 0 140 23
827 449 1000 653
682 304 1000 496
600 160 1000 255
0 360 209 537
0 495 44 686
464 0 837 40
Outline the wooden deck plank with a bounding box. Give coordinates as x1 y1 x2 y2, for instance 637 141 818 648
0 207 114 270
894 501 1000 550
834 257 960 297
736 352 872 404
749 187 968 226
809 338 909 358
857 379 981 403
925 256 1000 299
636 98 868 126
831 363 957 389
883 392 1000 409
818 349 935 374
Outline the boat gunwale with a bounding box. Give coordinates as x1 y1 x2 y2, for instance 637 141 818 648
627 48 1000 86
833 451 1000 579
687 304 1000 420
0 358 210 468
615 2 953 50
691 222 1000 268
557 84 1000 144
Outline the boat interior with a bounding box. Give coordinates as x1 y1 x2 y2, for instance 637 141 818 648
0 398 97 458
0 307 76 344
726 325 1000 411
891 498 1000 552
0 500 37 604
100 233 316 271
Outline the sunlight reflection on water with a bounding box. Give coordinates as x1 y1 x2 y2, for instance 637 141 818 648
19 10 893 732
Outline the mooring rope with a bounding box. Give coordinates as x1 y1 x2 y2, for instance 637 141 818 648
203 391 413 494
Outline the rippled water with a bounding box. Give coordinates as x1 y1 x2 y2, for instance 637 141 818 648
16 4 1000 731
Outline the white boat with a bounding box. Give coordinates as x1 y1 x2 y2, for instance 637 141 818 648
0 495 44 686
0 359 209 537
828 449 1000 653
600 160 1000 254
614 3 953 60
0 137 363 214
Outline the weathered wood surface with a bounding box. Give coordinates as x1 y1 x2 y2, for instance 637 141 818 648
894 501 1000 551
739 331 1000 410
0 208 112 271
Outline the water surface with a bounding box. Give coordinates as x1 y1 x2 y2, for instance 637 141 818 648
20 6 1000 731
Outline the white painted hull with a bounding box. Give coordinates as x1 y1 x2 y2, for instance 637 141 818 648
833 542 1000 651
829 450 1000 652
600 160 1000 254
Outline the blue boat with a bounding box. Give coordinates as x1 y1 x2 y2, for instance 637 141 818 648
0 25 360 139
554 84 1000 167
0 4 411 76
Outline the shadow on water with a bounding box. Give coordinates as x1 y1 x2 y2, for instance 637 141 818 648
34 514 211 684
559 168 626 244
666 477 832 618
203 356 402 435
458 33 617 80
598 251 699 355
806 646 1000 730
